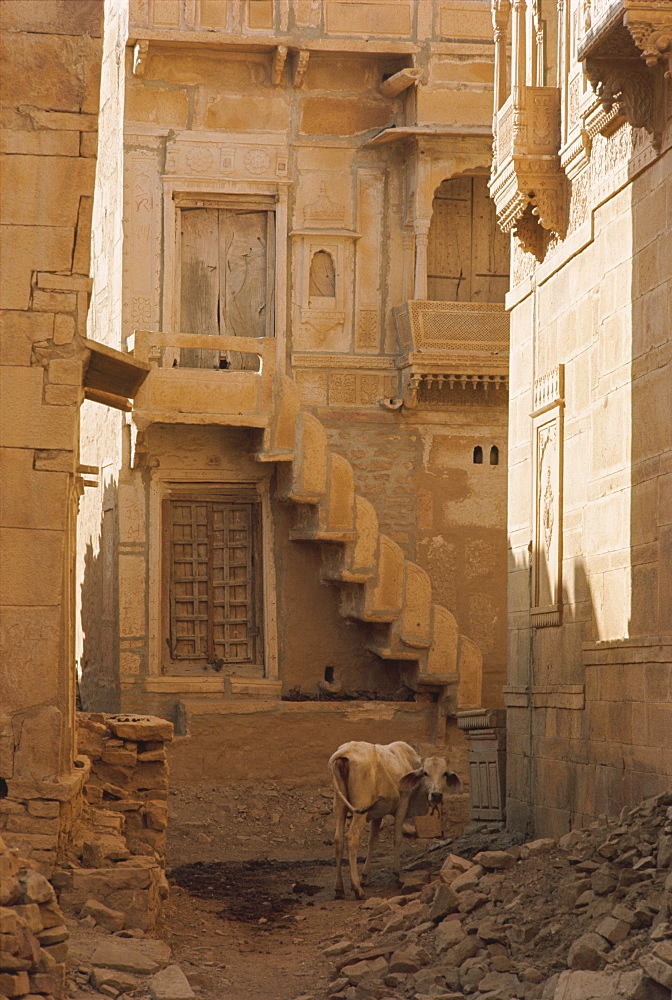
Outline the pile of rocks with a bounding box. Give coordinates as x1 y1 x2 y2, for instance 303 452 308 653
0 835 71 1000
313 791 672 1000
78 713 174 860
49 713 174 936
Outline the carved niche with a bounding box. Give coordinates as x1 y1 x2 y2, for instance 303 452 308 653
531 365 564 627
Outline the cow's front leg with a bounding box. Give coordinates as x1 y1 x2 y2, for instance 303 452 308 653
346 812 367 899
361 817 381 886
333 800 347 899
392 797 410 881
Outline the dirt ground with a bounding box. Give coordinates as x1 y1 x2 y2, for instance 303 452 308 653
158 779 444 1000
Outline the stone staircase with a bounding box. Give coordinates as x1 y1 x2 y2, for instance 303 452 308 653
132 331 483 709
254 372 483 707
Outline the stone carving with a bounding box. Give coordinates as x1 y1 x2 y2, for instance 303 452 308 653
186 147 214 173
244 148 271 174
293 49 310 87
329 373 357 405
356 309 379 350
543 463 554 555
531 365 564 627
272 44 287 85
133 40 149 76
303 182 346 227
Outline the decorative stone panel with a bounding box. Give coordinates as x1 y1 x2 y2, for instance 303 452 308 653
530 365 564 627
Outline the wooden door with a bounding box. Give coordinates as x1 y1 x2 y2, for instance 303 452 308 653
427 177 509 303
180 206 275 369
166 499 262 674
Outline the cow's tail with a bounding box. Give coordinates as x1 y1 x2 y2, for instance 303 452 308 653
329 755 372 815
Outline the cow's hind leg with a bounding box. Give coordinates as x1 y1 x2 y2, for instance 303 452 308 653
346 811 368 900
333 800 347 899
361 817 381 886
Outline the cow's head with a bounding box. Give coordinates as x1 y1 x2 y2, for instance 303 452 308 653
398 756 462 817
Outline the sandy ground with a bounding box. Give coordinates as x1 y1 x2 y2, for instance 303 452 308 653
158 779 438 1000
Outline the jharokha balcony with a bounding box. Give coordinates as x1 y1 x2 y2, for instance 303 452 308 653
130 331 276 431
392 300 509 408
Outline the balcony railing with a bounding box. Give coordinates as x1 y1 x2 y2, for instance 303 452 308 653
392 300 509 406
130 331 275 429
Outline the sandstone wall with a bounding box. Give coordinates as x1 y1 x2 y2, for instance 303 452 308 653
0 0 103 865
503 91 672 831
76 0 509 728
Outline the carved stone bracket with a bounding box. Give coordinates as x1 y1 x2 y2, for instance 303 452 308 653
584 56 655 129
293 49 310 87
272 44 288 86
579 4 672 137
625 9 672 76
133 40 149 77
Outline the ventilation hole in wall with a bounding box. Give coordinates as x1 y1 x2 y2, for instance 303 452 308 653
0 778 8 799
490 445 499 465
473 446 483 464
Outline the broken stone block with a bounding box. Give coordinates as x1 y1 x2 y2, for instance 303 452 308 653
441 933 481 968
147 963 195 999
90 966 139 992
476 918 508 944
435 915 466 953
0 971 29 997
341 956 389 984
429 883 459 922
567 932 608 970
81 898 125 932
17 869 55 904
388 945 430 973
639 940 672 988
595 914 630 944
36 922 68 945
90 937 171 975
450 865 484 892
473 850 516 870
477 969 519 994
520 837 556 859
106 715 174 742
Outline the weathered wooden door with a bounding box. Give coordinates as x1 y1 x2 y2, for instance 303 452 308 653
165 498 263 675
180 206 275 369
427 176 509 303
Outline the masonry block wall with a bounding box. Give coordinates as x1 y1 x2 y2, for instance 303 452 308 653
0 0 103 867
492 0 672 835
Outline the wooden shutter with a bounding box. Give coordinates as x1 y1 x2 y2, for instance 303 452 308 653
179 206 275 370
169 500 259 666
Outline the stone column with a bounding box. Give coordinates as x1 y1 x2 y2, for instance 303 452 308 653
511 0 527 110
492 0 511 112
413 219 431 301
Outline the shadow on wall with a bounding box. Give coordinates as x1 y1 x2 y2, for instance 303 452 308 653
79 475 120 713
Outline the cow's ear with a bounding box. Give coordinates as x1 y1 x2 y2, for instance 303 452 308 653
444 771 462 791
399 767 424 791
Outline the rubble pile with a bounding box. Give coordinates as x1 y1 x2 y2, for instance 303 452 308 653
77 713 174 861
0 836 71 1000
52 713 173 935
314 792 672 1000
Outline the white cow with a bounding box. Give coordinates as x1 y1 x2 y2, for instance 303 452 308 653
328 740 461 899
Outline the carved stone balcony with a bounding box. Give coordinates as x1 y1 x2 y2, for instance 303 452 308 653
130 331 275 432
489 86 565 258
392 300 509 407
578 0 672 140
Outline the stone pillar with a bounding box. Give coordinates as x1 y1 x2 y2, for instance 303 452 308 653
492 0 511 111
456 708 507 823
413 219 431 301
